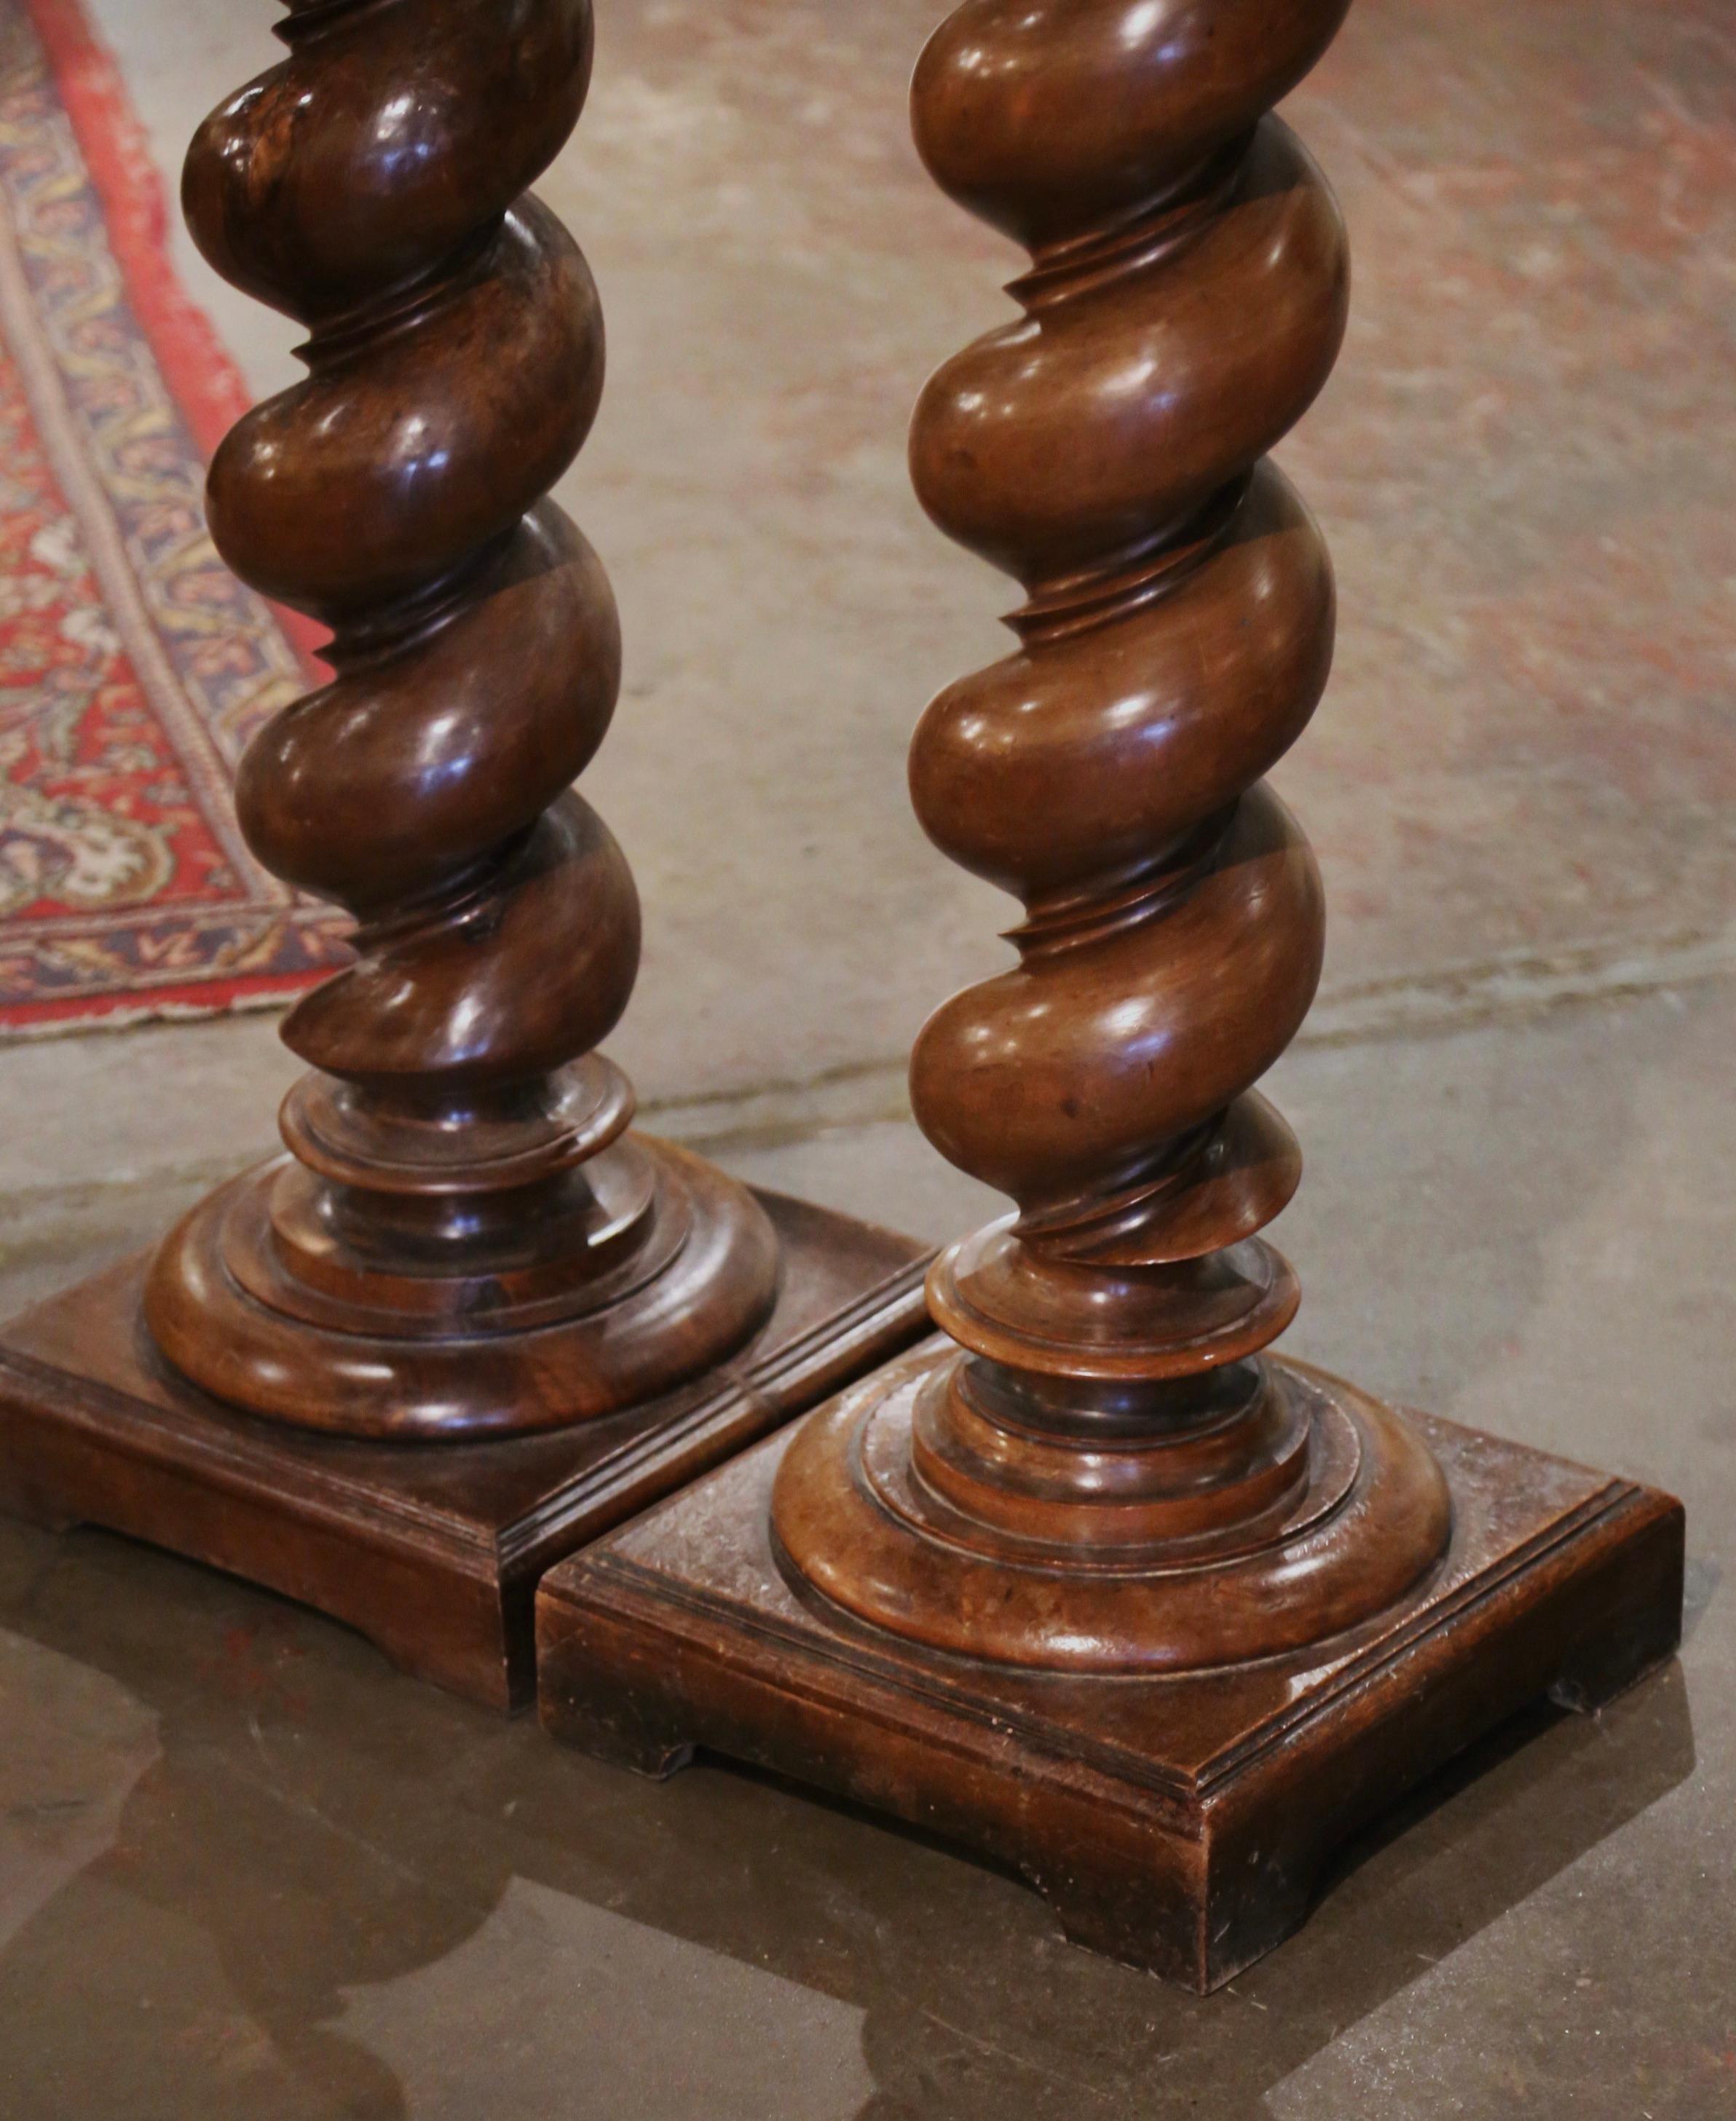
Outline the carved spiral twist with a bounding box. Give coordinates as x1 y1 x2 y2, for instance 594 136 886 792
145 0 776 1437
772 0 1449 1669
200 0 626 1119
907 0 1352 1391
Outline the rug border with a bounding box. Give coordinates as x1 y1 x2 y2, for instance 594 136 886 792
21 0 328 679
0 0 342 1037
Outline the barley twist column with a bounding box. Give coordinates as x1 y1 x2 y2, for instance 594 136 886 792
771 0 1451 1664
145 0 778 1438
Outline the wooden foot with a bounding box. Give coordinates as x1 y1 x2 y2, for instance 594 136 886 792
536 1383 1684 1992
0 1190 931 1713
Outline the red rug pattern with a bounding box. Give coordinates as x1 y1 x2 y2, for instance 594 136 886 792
0 0 348 1035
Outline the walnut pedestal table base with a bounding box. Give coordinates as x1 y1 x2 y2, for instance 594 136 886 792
540 0 1689 1991
537 1341 1683 1992
0 1187 931 1712
0 1 955 1713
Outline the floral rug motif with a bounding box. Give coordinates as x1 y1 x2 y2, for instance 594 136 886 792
0 0 347 1035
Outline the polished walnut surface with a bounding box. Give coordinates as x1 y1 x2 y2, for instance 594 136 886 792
768 0 1453 1668
0 0 941 1700
0 0 1721 2091
536 0 1685 1987
540 1382 1682 1993
0 1191 931 1711
143 0 780 1439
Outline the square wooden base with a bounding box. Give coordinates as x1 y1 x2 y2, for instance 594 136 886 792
0 1190 931 1712
536 1377 1684 1991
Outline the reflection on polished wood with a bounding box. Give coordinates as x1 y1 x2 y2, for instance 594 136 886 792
770 0 1448 1659
146 0 778 1439
0 0 937 1702
0 1195 931 1711
537 0 1685 1986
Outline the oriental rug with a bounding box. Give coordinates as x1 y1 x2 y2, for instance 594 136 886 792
0 0 347 1036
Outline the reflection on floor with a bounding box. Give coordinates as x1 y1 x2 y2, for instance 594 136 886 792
1 0 1732 2111
1 986 1731 2120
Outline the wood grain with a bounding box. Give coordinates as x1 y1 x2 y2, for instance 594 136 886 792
768 0 1453 1670
536 0 1686 1988
143 0 781 1439
0 1191 932 1712
540 1403 1684 1991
